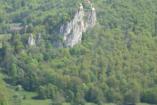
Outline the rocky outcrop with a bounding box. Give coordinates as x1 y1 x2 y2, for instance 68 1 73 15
28 34 36 46
60 2 97 47
28 33 42 47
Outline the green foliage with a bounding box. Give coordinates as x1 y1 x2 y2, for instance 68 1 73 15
0 74 9 105
0 0 157 105
85 86 104 104
141 87 157 104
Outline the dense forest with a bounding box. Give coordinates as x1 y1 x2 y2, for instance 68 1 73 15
0 0 157 105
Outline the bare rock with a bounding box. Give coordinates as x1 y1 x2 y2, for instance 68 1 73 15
60 2 97 47
28 34 35 46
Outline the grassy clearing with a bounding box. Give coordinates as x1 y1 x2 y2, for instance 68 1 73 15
13 90 51 105
0 34 11 41
22 99 51 105
0 73 50 105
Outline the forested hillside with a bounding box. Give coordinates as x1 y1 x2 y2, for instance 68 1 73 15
0 0 157 105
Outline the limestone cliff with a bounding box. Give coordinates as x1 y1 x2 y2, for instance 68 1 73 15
28 34 36 46
60 2 97 47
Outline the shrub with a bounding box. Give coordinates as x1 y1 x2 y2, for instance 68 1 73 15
141 87 157 104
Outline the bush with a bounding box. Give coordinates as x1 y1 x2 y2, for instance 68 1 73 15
141 87 157 104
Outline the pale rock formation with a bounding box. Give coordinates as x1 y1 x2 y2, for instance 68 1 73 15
28 34 36 46
60 2 97 47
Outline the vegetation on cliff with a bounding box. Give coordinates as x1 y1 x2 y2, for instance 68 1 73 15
0 0 157 105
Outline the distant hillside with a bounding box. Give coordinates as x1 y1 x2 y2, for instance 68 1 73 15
0 0 157 105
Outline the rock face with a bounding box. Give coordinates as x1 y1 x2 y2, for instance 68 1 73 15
28 34 36 46
60 2 97 47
